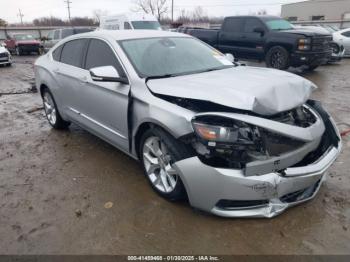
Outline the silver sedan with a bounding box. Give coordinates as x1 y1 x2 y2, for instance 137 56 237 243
34 30 341 218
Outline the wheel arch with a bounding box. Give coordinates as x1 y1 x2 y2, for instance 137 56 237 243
265 42 294 54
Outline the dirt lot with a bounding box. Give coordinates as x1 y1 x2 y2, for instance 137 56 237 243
0 56 349 255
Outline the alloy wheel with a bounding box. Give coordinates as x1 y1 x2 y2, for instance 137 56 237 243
142 136 178 193
43 92 57 125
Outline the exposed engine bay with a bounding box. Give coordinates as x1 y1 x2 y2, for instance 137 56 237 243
159 94 338 175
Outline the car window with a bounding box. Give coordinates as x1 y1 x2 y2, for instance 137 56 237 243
52 45 63 61
244 18 264 33
342 31 350 37
62 28 74 38
60 39 88 68
222 18 244 33
54 30 60 40
119 37 233 78
47 31 54 40
124 22 132 30
74 28 93 34
85 39 125 77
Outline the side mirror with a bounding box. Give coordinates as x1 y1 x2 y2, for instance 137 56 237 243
89 66 129 84
253 27 265 36
225 53 234 63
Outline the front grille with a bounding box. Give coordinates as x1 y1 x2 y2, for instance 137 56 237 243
0 52 8 58
312 36 332 52
18 44 39 50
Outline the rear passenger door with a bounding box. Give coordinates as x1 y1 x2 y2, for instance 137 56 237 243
54 38 89 121
78 39 130 151
217 17 245 57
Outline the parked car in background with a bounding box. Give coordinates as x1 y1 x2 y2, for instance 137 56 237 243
35 30 341 218
4 33 42 56
0 43 12 66
187 16 333 71
333 28 350 57
99 12 162 30
43 27 95 52
295 25 345 63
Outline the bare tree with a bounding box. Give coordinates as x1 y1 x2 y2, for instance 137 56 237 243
0 18 7 27
132 0 169 20
191 6 209 22
257 9 268 15
92 9 109 24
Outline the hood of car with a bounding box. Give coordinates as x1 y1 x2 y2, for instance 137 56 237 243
147 67 317 116
279 28 331 37
16 40 40 45
0 46 9 53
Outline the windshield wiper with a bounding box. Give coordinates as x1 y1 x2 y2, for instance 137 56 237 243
145 74 179 82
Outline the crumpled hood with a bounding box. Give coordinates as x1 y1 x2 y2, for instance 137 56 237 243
147 67 317 115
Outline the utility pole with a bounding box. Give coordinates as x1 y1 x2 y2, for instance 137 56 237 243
64 0 72 24
171 0 174 22
17 9 24 25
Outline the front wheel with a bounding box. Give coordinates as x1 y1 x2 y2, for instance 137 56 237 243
307 65 319 71
139 128 190 201
265 46 290 70
42 88 70 129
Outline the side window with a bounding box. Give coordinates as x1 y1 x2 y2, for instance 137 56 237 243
47 31 54 40
61 39 88 68
62 28 74 38
124 22 132 30
244 18 264 33
52 45 63 61
85 39 125 77
342 31 350 37
53 30 60 40
222 18 244 33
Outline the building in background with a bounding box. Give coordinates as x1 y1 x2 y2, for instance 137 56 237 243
281 0 350 28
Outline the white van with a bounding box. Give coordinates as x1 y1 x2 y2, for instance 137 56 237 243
100 13 162 30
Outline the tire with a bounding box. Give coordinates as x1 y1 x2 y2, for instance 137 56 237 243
42 88 70 129
307 65 319 71
265 46 290 70
139 127 191 201
15 46 22 56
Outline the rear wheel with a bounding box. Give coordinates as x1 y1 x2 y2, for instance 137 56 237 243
139 127 190 201
266 46 290 70
42 88 70 129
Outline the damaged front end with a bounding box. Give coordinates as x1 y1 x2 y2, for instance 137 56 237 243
173 100 341 218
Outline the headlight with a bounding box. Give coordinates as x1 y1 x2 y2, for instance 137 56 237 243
298 38 311 51
192 121 254 146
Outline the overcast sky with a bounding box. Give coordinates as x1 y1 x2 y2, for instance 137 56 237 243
1 0 306 23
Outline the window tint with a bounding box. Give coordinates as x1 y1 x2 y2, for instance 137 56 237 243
85 39 125 77
54 30 60 40
62 28 74 38
124 22 132 30
244 18 263 33
222 18 244 33
52 45 63 61
61 39 88 68
342 31 350 37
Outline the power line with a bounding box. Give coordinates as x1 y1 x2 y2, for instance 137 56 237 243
17 9 24 25
64 0 72 23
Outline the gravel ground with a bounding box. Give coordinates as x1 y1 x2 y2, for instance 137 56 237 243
0 56 349 255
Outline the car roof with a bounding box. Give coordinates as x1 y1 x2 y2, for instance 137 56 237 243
225 15 280 20
71 29 190 41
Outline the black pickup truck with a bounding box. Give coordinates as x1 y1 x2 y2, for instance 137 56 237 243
187 16 333 71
